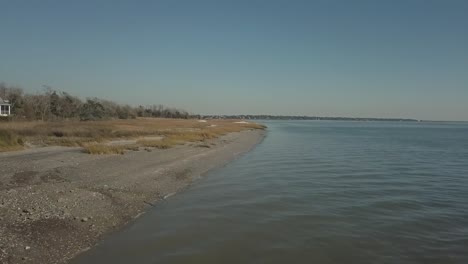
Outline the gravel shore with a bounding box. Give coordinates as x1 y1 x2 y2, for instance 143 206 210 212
0 129 265 264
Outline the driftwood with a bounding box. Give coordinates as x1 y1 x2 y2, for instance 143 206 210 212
143 200 156 207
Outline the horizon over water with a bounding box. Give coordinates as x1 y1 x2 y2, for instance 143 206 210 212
75 121 468 264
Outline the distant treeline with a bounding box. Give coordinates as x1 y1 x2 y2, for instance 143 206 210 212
202 115 418 122
0 83 190 121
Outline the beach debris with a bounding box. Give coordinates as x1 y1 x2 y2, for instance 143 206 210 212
143 200 156 207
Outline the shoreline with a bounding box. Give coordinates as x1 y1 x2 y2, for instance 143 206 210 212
0 129 266 264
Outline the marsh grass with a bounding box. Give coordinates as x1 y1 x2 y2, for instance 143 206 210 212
0 118 265 153
0 129 24 152
137 139 176 149
82 144 127 155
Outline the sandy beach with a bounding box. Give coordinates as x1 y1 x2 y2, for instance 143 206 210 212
0 129 265 264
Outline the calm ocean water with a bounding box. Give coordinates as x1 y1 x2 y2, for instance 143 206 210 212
75 121 468 264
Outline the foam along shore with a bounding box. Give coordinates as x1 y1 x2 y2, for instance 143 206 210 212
0 128 266 264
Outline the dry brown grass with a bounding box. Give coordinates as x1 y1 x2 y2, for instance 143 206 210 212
0 130 24 152
136 139 176 149
0 118 265 153
82 144 128 155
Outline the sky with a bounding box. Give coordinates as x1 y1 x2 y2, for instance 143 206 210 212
1 0 467 121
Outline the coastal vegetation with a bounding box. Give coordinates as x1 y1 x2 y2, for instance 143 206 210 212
0 82 190 121
0 82 266 153
0 118 266 153
0 130 24 151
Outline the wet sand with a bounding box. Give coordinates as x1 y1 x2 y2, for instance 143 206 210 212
0 129 265 264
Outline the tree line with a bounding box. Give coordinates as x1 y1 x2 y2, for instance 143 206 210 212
0 83 190 121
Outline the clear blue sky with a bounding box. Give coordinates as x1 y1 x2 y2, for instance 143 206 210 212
1 0 467 121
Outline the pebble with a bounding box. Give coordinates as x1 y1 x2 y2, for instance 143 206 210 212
25 246 30 250
81 217 88 222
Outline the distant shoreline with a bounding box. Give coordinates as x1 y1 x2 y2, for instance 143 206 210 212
200 115 468 123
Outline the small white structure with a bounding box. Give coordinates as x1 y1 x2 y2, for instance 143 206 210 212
0 97 11 116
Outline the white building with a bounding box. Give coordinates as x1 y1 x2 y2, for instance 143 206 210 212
0 98 11 116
